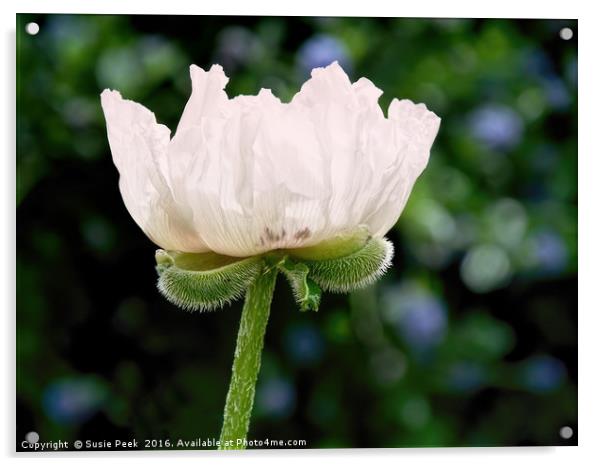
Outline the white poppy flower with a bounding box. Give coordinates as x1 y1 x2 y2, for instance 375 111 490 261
101 62 440 257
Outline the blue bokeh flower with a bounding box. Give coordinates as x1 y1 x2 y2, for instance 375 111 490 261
284 323 325 366
469 104 524 150
532 230 568 273
520 355 567 392
42 377 107 425
296 34 351 77
446 361 487 392
256 377 296 419
384 284 448 352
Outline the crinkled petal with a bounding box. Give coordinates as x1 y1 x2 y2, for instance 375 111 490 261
101 89 208 252
175 64 230 136
291 62 390 235
363 99 441 236
292 61 355 109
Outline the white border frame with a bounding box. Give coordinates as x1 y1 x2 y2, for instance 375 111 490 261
4 1 599 465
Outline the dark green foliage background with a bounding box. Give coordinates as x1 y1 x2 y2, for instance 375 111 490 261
16 14 577 449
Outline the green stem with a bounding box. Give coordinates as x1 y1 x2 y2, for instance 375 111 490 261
219 264 278 450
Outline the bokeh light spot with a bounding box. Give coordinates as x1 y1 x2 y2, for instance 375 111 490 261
399 397 431 430
284 323 325 366
469 104 524 150
256 377 296 419
42 377 108 425
488 198 528 249
520 355 567 393
297 34 351 77
370 347 407 385
461 244 512 293
383 283 447 352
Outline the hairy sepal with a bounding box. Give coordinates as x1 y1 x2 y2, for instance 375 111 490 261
301 237 394 293
155 250 262 312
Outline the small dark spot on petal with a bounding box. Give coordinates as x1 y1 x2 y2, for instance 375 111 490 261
265 227 277 242
294 227 311 240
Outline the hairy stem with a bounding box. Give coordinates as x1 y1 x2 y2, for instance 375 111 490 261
219 264 278 450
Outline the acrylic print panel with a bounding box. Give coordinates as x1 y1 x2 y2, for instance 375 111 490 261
16 14 577 451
